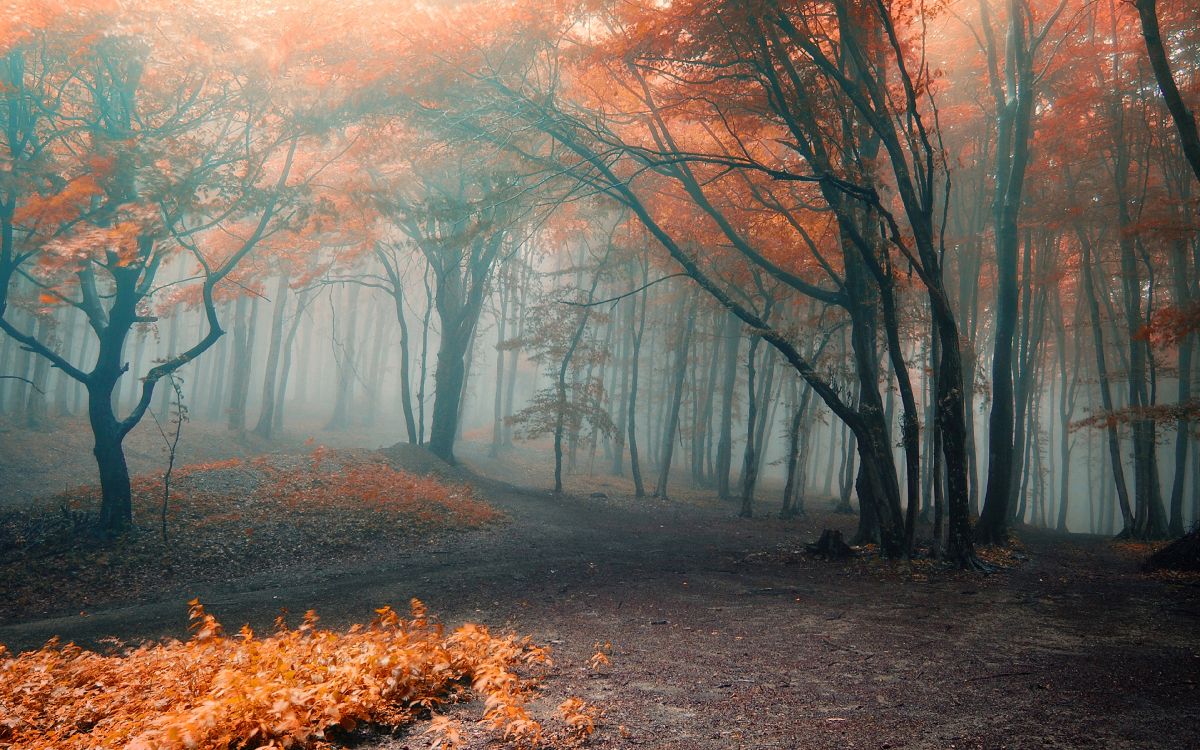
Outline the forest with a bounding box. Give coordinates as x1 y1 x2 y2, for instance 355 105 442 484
0 0 1198 748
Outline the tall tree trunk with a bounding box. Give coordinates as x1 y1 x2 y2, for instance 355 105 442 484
627 262 650 497
273 289 310 434
714 310 741 499
490 279 509 457
418 267 433 445
327 283 361 431
781 379 815 519
693 313 722 486
55 310 79 416
502 255 530 447
1169 331 1193 536
253 276 289 439
90 384 132 535
24 314 51 428
654 293 695 499
1078 231 1135 534
227 295 255 432
1114 137 1168 539
611 291 632 476
362 300 387 428
1053 293 1082 532
389 281 419 445
739 333 763 518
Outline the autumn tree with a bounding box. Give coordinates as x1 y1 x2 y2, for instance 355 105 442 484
395 0 987 562
0 6 313 535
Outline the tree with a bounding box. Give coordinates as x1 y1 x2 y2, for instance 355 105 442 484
384 160 522 463
391 0 995 561
0 7 311 535
508 240 615 492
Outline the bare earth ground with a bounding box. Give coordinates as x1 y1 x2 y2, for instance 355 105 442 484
2 419 1199 749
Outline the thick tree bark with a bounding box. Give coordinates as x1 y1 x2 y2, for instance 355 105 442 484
90 378 132 534
975 0 1038 546
425 231 504 463
428 325 471 461
1006 232 1051 521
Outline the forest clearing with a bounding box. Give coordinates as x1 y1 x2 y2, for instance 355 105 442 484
3 0 1200 747
3 428 1199 749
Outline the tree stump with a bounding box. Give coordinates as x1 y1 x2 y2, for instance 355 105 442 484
806 529 857 559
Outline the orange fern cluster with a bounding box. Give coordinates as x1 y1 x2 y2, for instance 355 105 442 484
0 600 591 750
251 449 502 528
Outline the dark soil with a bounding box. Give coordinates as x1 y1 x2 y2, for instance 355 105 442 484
1 427 1198 749
1147 528 1200 572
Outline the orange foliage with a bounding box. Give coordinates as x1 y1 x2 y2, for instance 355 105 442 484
246 448 502 528
132 448 502 531
0 599 584 750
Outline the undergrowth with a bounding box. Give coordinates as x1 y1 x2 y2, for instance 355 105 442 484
0 599 598 750
1 448 503 620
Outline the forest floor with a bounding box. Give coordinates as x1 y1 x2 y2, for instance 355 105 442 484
2 418 1199 749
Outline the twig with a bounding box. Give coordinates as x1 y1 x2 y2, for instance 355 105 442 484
963 669 1040 682
148 374 187 542
559 272 689 307
0 374 45 394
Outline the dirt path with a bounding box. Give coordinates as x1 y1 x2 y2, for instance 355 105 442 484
3 451 1198 749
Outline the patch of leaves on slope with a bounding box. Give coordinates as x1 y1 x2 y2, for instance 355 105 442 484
0 447 503 620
